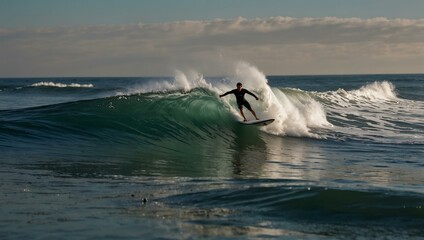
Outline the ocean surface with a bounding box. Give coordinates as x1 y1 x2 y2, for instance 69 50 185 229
1 64 423 239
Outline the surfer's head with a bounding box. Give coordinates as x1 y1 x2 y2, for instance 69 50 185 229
236 82 242 90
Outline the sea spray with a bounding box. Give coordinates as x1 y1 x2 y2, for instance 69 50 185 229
125 69 215 95
351 81 398 101
173 69 215 93
229 62 330 137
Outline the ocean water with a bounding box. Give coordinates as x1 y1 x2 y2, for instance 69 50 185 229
1 63 423 239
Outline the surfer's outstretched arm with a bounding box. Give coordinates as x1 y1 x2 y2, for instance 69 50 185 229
219 90 233 98
245 89 259 100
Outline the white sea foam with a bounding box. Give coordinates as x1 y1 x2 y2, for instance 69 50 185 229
318 81 424 144
224 62 330 137
31 82 94 88
330 81 398 106
353 81 398 101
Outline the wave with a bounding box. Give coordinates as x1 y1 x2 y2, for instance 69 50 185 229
0 88 236 146
109 63 331 138
31 81 94 88
0 81 97 94
164 184 424 221
159 179 424 236
318 81 399 108
0 77 332 160
311 81 424 143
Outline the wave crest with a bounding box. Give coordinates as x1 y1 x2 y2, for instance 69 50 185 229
325 81 398 106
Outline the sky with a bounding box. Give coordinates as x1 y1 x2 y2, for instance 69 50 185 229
1 0 424 77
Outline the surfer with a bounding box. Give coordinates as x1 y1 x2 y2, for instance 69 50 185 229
219 82 259 121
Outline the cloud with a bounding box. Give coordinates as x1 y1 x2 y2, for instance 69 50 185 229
1 17 424 76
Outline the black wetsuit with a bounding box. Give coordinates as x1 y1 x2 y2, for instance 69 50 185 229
222 89 258 110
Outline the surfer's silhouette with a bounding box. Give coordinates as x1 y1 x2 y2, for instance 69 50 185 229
219 82 259 121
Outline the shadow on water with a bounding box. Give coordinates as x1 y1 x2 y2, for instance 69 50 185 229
229 124 267 176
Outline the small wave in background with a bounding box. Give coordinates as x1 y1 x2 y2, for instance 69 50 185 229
31 81 94 88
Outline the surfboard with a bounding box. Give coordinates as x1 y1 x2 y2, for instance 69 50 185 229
239 118 275 126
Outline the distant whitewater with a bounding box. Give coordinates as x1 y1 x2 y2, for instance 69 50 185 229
31 81 94 88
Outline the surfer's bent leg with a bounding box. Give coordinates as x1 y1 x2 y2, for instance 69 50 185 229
243 101 259 120
238 103 248 121
243 101 252 111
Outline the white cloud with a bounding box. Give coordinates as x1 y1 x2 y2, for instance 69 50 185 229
1 17 424 76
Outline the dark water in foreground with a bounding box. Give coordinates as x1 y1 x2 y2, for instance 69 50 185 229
1 70 423 239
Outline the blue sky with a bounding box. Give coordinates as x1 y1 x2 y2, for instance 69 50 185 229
1 1 423 76
1 0 424 28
